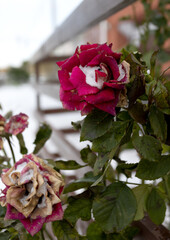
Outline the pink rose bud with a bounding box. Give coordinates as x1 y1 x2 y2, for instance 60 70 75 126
57 43 130 116
5 113 28 135
0 154 64 236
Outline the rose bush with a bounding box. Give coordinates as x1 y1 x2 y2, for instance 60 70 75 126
0 154 64 236
57 43 130 116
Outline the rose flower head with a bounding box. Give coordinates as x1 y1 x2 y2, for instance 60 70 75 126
0 154 64 236
5 113 28 135
57 43 130 116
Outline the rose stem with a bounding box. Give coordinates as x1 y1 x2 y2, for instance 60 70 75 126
7 137 16 164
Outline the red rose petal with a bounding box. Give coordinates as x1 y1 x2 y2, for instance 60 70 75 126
58 70 74 91
104 81 125 89
20 217 46 236
80 43 99 51
45 202 63 222
70 66 99 96
79 48 98 67
5 204 25 220
58 54 80 72
56 59 67 68
85 88 115 105
103 56 119 80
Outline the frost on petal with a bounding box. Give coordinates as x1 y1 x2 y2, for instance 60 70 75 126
20 217 46 236
5 113 28 135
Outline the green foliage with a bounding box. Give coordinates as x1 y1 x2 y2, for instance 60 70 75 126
93 182 137 232
146 188 166 225
33 123 52 154
7 65 29 84
16 133 28 154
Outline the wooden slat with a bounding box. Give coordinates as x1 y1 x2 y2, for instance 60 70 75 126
32 0 137 63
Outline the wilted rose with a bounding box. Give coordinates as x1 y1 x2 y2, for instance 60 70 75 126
4 113 28 135
0 115 5 135
0 154 64 236
57 43 130 116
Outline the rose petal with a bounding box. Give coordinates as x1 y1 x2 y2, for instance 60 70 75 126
85 88 115 105
103 56 119 80
20 217 45 236
5 113 28 135
45 202 63 222
70 66 100 96
80 43 99 52
58 70 74 91
58 54 80 72
5 204 25 220
98 43 121 60
104 81 125 89
79 48 98 67
95 101 117 116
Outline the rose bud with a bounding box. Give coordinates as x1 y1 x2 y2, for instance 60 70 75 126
57 43 130 116
5 113 28 135
0 154 64 236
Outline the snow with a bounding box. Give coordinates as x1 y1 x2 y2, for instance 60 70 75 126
79 65 104 89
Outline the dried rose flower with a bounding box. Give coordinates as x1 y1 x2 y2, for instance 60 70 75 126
57 43 130 116
0 154 64 236
5 113 28 135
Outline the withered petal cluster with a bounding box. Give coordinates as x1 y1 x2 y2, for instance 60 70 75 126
0 154 64 236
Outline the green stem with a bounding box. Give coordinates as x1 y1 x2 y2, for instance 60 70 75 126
40 229 45 240
44 229 53 240
7 137 16 164
2 147 8 157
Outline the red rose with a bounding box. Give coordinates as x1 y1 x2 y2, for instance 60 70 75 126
57 43 130 115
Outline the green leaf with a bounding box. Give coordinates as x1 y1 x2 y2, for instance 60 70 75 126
0 218 15 228
92 121 129 153
80 109 113 141
52 219 79 240
71 120 83 131
150 50 159 79
87 222 106 240
0 206 6 217
93 182 137 232
64 172 99 194
93 153 109 176
132 135 162 161
149 106 167 142
136 155 170 180
80 146 97 167
117 111 132 121
117 163 138 178
52 160 86 170
146 188 166 225
64 198 92 225
0 232 11 240
4 111 12 120
128 101 147 124
16 133 28 154
132 185 150 220
153 81 169 112
33 123 52 154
